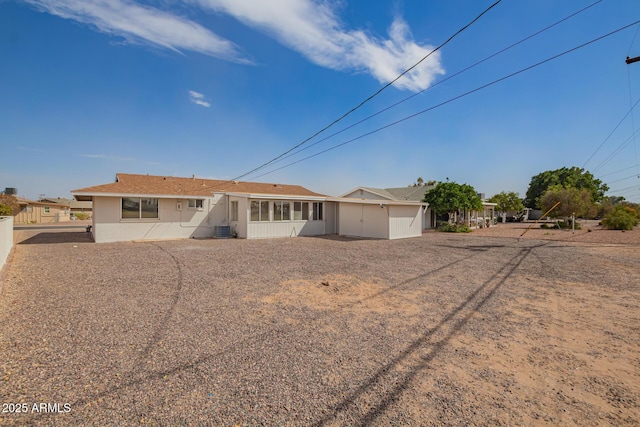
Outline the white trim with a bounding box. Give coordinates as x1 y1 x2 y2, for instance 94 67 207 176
338 187 394 200
330 197 425 207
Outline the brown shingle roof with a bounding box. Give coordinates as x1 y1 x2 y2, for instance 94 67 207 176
72 173 327 198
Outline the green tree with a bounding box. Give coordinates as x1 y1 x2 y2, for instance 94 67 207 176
0 204 12 216
0 194 19 215
540 186 591 220
524 166 608 209
411 177 425 187
423 181 482 224
488 191 525 223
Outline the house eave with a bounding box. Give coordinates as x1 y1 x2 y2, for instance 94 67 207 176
329 197 426 207
72 191 214 201
222 192 329 201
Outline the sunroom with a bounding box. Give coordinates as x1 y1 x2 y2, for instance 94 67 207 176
226 193 335 239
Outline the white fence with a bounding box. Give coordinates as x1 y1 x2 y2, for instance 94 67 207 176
0 216 14 274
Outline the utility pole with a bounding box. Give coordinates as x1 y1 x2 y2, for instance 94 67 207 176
626 56 640 65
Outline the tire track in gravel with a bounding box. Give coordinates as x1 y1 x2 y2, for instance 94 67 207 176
133 243 184 368
312 242 542 426
69 242 187 413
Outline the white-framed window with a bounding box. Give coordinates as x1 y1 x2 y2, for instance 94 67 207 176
122 197 159 219
273 201 291 221
43 206 50 214
250 200 269 221
231 201 238 222
312 202 323 221
188 199 204 209
294 202 309 220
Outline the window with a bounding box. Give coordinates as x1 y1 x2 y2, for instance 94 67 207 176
188 199 204 209
122 197 159 219
44 206 50 214
231 201 238 222
313 202 323 220
294 202 309 220
273 201 290 221
250 200 269 221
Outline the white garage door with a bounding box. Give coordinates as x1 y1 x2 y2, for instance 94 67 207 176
339 203 388 239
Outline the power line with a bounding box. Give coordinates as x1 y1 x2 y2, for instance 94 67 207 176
607 183 640 194
256 0 604 173
582 95 640 168
592 126 640 173
606 173 640 185
250 19 640 180
598 164 640 177
230 0 503 181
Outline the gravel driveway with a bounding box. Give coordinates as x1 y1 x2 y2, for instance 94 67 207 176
1 225 639 425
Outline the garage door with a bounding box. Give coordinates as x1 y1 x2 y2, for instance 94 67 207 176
339 203 388 239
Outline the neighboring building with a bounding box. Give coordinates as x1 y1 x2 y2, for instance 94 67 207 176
14 197 71 224
340 186 435 231
341 185 497 230
72 173 336 243
40 198 93 218
338 186 431 238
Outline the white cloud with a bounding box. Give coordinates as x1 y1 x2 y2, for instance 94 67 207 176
26 0 444 92
24 0 251 63
80 153 135 161
189 90 211 107
192 0 444 91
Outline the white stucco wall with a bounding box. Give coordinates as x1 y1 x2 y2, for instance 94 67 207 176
247 220 325 238
0 216 14 273
92 196 222 243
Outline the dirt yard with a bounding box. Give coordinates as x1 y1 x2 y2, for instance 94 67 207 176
0 223 638 425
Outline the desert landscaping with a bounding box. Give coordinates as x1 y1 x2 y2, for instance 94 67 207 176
0 222 638 425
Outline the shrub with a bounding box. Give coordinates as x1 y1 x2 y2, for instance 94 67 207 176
602 206 639 230
558 219 581 230
0 203 12 216
540 220 581 230
74 212 90 220
0 195 19 214
437 223 472 233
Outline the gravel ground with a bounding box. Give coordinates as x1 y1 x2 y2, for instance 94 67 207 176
0 223 639 426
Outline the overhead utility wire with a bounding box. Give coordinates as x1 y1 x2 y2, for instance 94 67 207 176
230 0 502 182
607 184 640 194
592 126 640 173
250 19 640 181
582 95 640 168
606 173 640 184
598 164 640 177
259 0 604 171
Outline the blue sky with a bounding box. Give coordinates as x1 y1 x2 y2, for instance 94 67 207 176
1 0 640 203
